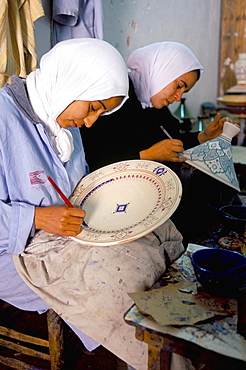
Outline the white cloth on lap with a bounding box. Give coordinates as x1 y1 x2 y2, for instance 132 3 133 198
13 220 184 369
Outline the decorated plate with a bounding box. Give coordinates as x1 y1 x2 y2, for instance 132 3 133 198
69 160 182 246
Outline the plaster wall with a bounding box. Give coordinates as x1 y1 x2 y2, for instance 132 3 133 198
35 0 222 117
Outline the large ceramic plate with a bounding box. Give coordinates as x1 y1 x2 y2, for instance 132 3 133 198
69 160 182 246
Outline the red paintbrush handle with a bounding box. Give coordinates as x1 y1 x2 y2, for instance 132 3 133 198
47 176 73 207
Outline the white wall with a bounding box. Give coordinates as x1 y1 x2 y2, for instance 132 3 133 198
102 0 222 117
35 0 222 117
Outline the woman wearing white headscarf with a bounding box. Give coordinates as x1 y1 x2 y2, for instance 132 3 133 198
128 41 203 109
27 37 129 163
83 41 227 169
0 38 185 369
81 41 237 247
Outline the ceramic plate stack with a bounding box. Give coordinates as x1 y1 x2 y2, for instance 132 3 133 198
218 83 246 106
217 94 246 107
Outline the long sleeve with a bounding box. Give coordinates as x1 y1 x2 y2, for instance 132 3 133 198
0 80 87 255
52 0 103 45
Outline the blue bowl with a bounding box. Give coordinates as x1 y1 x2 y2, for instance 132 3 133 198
191 248 246 297
219 205 246 236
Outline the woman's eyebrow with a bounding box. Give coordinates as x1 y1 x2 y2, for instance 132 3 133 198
98 100 107 110
180 79 188 88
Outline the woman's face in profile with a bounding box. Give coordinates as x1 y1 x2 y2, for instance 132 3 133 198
57 96 123 129
150 70 198 109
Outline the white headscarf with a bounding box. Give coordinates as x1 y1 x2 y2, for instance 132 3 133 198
127 41 204 109
26 38 129 162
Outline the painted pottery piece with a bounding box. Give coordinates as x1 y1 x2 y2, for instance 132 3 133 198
181 121 240 191
69 160 182 246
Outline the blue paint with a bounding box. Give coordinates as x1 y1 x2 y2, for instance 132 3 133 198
89 260 100 265
182 300 196 305
176 317 189 322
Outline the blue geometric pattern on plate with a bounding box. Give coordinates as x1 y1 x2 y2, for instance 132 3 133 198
181 134 240 191
114 203 130 213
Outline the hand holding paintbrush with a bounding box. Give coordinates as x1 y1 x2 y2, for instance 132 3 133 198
47 176 87 227
33 177 87 236
47 176 74 207
139 126 186 163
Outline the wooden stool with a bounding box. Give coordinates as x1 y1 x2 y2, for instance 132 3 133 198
0 301 64 370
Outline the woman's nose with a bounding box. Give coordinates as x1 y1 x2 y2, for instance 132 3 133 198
84 113 100 128
173 90 183 102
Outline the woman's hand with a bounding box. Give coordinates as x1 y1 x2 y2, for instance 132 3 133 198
198 113 231 144
34 205 86 236
140 139 186 163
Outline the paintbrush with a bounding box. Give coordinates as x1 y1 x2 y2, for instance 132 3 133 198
47 176 73 207
160 125 173 139
47 176 87 226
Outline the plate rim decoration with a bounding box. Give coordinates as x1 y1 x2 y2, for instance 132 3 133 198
69 160 182 246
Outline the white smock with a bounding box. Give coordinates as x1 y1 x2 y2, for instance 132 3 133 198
13 221 185 369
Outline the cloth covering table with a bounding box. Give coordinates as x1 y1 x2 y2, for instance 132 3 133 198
124 244 246 369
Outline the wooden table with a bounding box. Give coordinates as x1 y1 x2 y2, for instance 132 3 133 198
124 244 246 370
